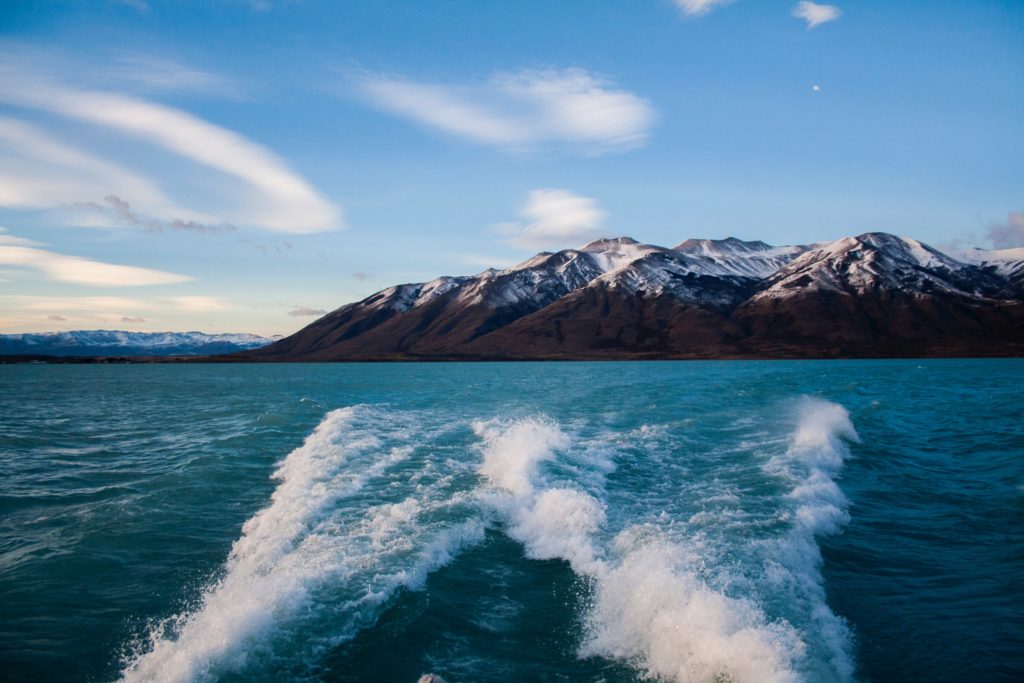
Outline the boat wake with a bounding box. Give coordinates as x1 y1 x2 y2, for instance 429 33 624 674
121 398 859 683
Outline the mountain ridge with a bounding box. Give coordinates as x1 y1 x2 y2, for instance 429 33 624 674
241 232 1023 361
0 330 280 357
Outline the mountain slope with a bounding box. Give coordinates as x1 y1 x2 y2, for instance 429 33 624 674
0 330 280 357
244 233 1023 361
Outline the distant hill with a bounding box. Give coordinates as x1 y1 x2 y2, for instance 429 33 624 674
241 233 1024 360
0 330 280 357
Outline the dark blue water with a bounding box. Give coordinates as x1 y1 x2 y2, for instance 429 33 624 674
0 360 1021 682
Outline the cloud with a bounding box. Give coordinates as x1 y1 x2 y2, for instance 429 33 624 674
358 67 655 156
112 0 149 13
121 315 146 323
673 0 733 17
12 296 149 312
0 117 201 221
988 212 1024 249
496 189 606 249
75 195 235 233
0 227 43 247
351 271 372 281
0 53 341 233
166 296 230 311
792 1 842 29
287 306 327 317
0 239 191 287
47 314 67 321
101 53 235 96
454 253 519 270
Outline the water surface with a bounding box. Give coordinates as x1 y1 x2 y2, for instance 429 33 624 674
1 360 1021 682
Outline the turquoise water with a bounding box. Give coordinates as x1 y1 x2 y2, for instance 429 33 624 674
0 360 1021 683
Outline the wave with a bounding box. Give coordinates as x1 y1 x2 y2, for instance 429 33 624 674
121 398 859 683
762 398 860 681
120 406 483 683
476 399 859 683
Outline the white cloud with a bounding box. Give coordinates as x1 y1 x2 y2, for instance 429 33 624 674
0 241 191 287
7 296 150 312
792 1 842 29
101 53 235 96
359 67 655 156
988 212 1024 249
166 296 231 311
0 227 44 247
0 117 201 223
0 55 341 233
496 189 606 249
673 0 733 17
287 306 327 317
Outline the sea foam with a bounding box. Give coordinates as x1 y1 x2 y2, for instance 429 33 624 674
120 407 483 683
475 400 859 683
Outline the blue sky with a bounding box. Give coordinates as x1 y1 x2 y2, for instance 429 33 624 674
0 0 1021 335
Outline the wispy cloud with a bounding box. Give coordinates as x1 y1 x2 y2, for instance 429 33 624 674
166 296 230 312
112 0 149 13
673 0 733 17
46 314 67 321
0 227 44 247
75 195 235 234
98 53 243 98
454 253 519 270
0 237 191 287
351 271 373 281
0 50 341 233
287 306 327 317
121 315 146 323
792 1 842 29
988 212 1024 249
495 189 606 249
0 117 200 223
358 67 655 156
12 296 149 312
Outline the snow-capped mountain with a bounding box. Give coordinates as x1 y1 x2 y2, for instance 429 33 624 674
0 330 280 357
244 231 1023 360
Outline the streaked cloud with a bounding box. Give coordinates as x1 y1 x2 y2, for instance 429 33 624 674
0 239 191 287
0 117 200 222
46 314 67 321
0 50 341 233
495 189 606 249
673 0 733 17
75 195 235 234
358 67 655 156
101 53 236 96
121 315 146 323
792 1 842 29
454 253 519 270
988 212 1024 249
10 296 150 312
351 272 372 281
287 306 327 317
0 227 44 247
166 296 231 311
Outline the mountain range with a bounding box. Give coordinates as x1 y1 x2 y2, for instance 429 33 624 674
241 232 1024 361
0 330 279 357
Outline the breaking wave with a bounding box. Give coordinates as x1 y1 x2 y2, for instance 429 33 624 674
120 406 484 683
475 398 859 683
121 397 859 683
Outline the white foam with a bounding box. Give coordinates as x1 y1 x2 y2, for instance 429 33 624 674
582 532 805 683
474 417 569 496
120 407 482 683
474 416 810 683
763 398 860 681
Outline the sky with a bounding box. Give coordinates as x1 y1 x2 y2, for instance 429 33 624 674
0 0 1021 336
